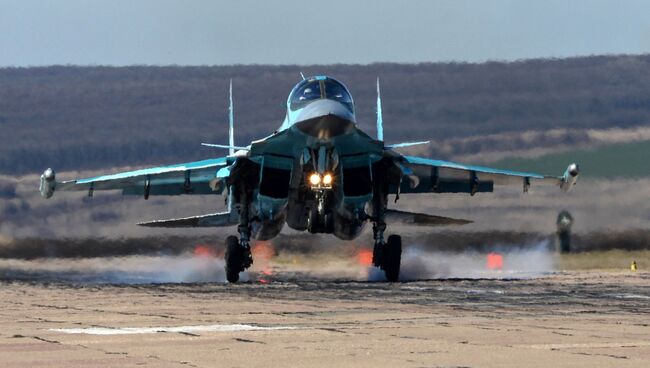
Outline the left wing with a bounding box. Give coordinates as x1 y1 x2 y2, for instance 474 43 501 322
39 157 231 199
396 155 579 195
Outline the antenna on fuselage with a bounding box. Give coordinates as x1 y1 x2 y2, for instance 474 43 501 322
300 72 306 80
228 79 235 156
376 78 384 141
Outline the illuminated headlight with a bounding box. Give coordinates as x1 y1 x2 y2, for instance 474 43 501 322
309 173 321 186
308 172 333 189
322 173 333 185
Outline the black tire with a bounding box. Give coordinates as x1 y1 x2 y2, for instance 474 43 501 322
383 235 402 282
307 210 317 232
324 213 333 233
225 236 241 283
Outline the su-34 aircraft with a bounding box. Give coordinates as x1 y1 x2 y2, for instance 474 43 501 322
40 76 580 282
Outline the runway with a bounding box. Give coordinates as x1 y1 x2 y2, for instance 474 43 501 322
1 268 649 367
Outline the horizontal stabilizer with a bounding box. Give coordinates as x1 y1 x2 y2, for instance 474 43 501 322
138 212 237 228
385 141 430 149
385 209 472 226
201 143 250 151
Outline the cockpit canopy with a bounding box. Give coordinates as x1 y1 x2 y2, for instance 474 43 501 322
288 76 354 113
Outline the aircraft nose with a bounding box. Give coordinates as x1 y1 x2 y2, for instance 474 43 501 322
292 99 356 138
295 99 356 124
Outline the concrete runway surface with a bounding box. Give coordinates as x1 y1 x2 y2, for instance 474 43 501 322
1 269 649 367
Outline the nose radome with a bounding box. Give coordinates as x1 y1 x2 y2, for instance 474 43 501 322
295 99 355 124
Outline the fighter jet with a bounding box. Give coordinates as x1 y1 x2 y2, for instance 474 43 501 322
39 75 580 282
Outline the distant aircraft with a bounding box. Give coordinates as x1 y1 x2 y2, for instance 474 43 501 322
40 76 580 282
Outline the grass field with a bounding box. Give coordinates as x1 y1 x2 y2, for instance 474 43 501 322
484 140 650 178
557 249 650 271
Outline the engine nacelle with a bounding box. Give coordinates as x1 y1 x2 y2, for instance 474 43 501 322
560 163 580 192
39 168 56 198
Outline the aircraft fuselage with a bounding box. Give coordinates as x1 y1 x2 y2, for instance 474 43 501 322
228 77 392 241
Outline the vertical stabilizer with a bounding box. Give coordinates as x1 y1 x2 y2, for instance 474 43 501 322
376 78 384 141
227 79 235 216
228 79 235 156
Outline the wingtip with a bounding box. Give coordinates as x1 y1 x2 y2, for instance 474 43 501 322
136 221 156 227
568 163 580 177
560 162 580 192
39 168 56 199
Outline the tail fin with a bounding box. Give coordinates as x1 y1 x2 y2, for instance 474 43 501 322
228 79 235 156
376 78 384 141
202 80 240 154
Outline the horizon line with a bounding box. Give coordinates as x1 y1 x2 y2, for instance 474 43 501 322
1 53 648 69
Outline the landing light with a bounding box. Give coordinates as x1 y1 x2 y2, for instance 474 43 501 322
309 173 321 186
308 172 333 189
323 173 333 185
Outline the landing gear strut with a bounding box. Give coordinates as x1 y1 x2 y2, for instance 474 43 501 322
369 163 402 282
225 185 254 283
372 222 402 282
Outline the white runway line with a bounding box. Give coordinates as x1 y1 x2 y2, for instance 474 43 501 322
609 293 650 300
50 324 298 335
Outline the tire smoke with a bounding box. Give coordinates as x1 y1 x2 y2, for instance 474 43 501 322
395 241 555 280
0 254 231 284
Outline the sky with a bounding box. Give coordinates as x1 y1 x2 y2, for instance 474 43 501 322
1 0 650 66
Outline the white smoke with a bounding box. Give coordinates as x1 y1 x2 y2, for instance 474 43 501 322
0 241 556 284
396 241 555 280
0 254 233 284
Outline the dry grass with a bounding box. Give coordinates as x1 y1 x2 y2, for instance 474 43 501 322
556 250 650 271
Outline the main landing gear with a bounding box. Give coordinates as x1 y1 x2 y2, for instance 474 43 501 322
225 186 253 283
224 235 252 283
372 222 402 282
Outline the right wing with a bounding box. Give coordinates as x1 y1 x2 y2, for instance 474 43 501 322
39 157 231 199
395 155 579 195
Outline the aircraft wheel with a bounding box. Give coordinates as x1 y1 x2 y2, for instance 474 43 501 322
307 210 317 232
308 209 327 233
324 213 333 232
383 235 402 282
225 236 241 283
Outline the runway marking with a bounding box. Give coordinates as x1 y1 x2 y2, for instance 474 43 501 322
609 293 650 300
525 341 650 350
50 324 298 335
